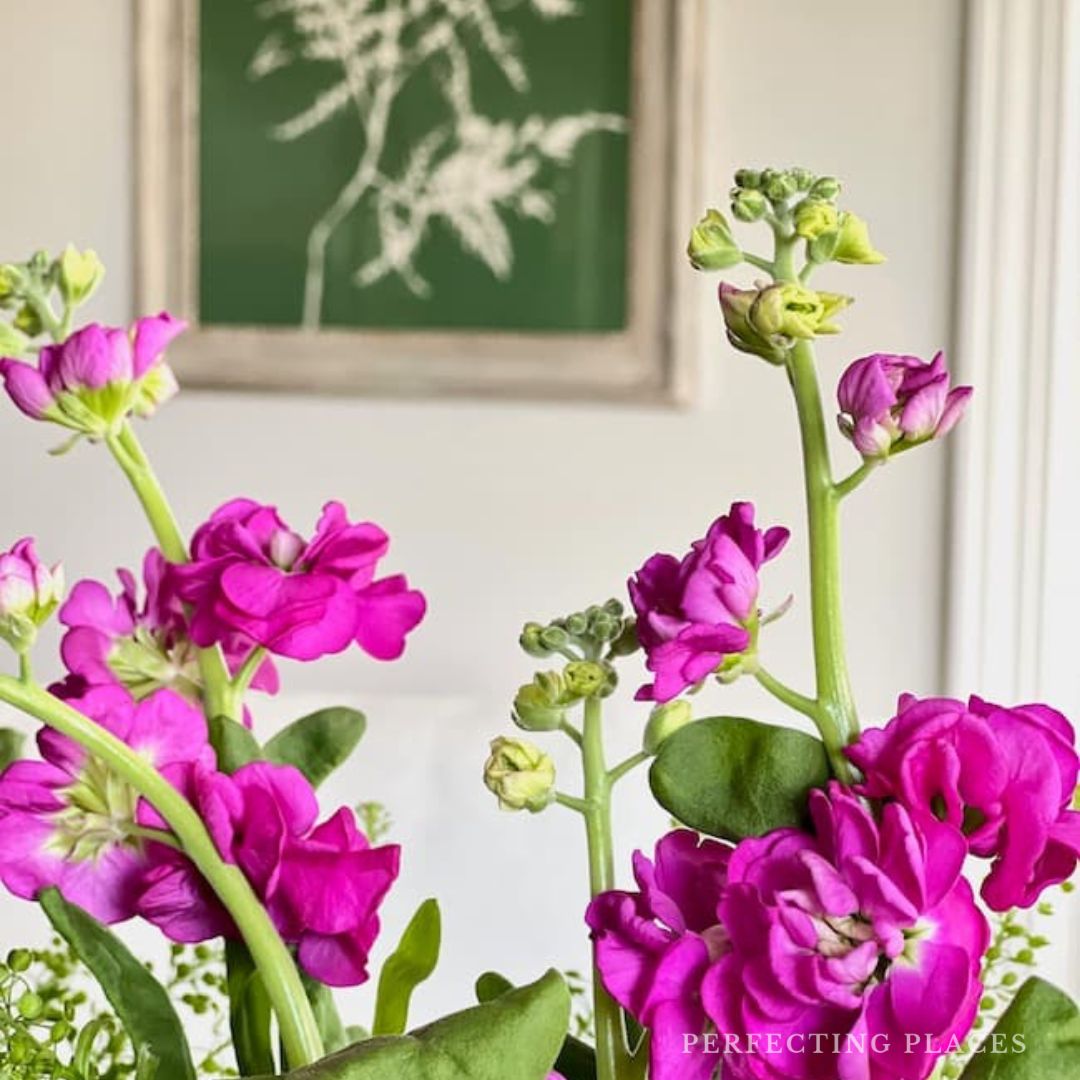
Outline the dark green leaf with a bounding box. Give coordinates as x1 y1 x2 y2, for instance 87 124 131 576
252 970 569 1080
0 727 24 770
474 971 595 1080
264 707 366 788
40 889 195 1080
226 940 276 1076
649 716 830 842
209 713 262 774
373 899 441 1037
303 973 350 1055
961 977 1080 1078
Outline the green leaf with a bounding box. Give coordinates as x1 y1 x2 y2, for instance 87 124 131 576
264 707 366 788
961 977 1080 1078
373 899 442 1037
254 970 569 1080
649 716 830 842
39 889 195 1080
209 713 262 774
0 727 24 770
226 940 277 1076
474 972 595 1080
303 973 350 1055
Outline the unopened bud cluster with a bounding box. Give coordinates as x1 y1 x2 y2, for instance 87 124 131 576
519 598 636 663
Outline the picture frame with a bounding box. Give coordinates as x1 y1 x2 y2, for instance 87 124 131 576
135 0 709 404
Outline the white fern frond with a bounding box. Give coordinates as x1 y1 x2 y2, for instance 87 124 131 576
248 32 294 79
528 112 627 162
270 80 356 139
527 0 579 18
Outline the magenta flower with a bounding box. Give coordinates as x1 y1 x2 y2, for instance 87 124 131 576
137 761 400 986
837 351 972 458
0 538 64 652
587 831 732 1080
848 694 1080 911
59 549 278 703
701 785 988 1080
0 687 212 924
0 314 185 436
628 502 789 702
171 499 426 663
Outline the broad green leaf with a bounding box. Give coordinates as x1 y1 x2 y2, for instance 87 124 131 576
40 889 195 1080
649 716 830 842
0 727 24 770
209 713 262 774
373 899 441 1036
226 940 276 1076
961 977 1080 1078
475 971 595 1080
253 970 569 1080
303 973 350 1055
264 707 366 788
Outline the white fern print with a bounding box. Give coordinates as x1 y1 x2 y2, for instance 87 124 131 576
248 0 626 328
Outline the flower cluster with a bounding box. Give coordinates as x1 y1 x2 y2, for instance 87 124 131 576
628 501 788 702
590 787 990 1080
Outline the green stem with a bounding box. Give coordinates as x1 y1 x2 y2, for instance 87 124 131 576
18 652 32 685
581 697 631 1080
743 252 775 275
0 676 324 1068
835 459 881 499
754 667 821 725
105 423 234 719
607 751 649 787
771 229 859 780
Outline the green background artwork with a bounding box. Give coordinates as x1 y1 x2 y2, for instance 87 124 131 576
198 0 632 332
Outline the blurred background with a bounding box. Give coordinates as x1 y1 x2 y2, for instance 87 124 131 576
0 0 1077 1044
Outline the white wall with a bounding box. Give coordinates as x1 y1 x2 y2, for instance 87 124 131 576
0 0 968 1039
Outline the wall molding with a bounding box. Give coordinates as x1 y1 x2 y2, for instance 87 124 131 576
946 0 1080 708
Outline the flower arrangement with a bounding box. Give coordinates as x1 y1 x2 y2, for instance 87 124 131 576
0 164 1077 1080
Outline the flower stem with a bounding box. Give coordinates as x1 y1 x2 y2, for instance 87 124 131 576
581 696 632 1080
771 232 859 780
754 667 821 725
607 751 649 787
104 423 234 720
835 459 881 499
0 676 324 1068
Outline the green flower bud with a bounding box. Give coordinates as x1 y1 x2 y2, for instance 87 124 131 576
762 169 797 203
519 622 549 657
687 209 741 271
601 598 624 618
810 176 842 201
6 949 31 973
13 304 42 338
17 991 43 1020
57 245 105 307
643 699 692 755
0 264 23 306
733 168 762 190
607 619 640 657
539 624 570 651
834 212 885 264
564 660 615 698
483 736 556 813
794 200 839 240
789 167 815 191
0 322 30 355
720 282 851 361
565 612 588 636
730 188 768 223
512 671 568 732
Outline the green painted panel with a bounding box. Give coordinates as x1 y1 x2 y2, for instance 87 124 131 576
198 0 632 332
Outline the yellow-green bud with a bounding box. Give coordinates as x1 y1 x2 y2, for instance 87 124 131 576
13 304 42 337
0 265 22 305
687 209 741 271
751 283 851 340
733 168 762 190
483 737 556 813
0 322 29 355
762 169 797 203
643 699 692 755
794 200 839 240
512 671 568 732
564 660 615 698
789 167 815 191
810 176 842 201
834 212 885 265
58 245 105 306
519 622 549 657
731 188 768 223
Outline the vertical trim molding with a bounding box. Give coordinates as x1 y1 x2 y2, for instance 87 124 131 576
946 0 1080 707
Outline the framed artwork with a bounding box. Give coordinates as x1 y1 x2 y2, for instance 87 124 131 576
135 0 708 402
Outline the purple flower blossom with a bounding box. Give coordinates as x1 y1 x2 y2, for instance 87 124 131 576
848 694 1080 911
837 351 972 458
0 314 185 435
628 502 788 702
137 762 400 987
0 687 212 923
59 549 278 703
586 831 732 1080
700 786 988 1080
171 499 426 663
